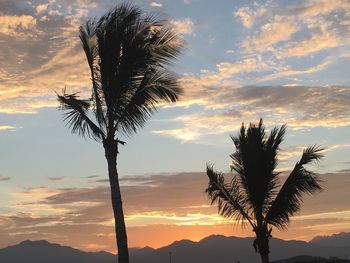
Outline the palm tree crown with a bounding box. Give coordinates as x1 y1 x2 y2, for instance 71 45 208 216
58 3 182 141
206 119 324 263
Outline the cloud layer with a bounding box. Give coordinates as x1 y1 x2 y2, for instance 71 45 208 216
1 171 350 251
0 0 349 143
155 84 350 142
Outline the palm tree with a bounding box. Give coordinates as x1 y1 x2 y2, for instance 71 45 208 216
206 119 324 263
57 4 182 263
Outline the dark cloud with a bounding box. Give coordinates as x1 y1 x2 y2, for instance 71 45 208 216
48 176 65 181
162 84 350 142
40 171 350 217
38 172 211 215
0 175 11 181
85 175 99 179
95 179 109 183
214 85 350 128
337 168 350 173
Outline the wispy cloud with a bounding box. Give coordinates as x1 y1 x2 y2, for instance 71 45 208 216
169 18 194 35
0 15 37 38
237 0 350 58
234 5 267 28
242 17 298 53
149 2 162 8
35 3 49 14
48 176 66 181
0 125 15 131
259 59 332 82
0 0 92 114
156 85 350 142
0 175 11 181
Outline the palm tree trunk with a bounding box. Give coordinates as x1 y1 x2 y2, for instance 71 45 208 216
104 141 129 263
255 231 270 263
259 251 269 263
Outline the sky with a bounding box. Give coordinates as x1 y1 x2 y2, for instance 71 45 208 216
0 0 350 254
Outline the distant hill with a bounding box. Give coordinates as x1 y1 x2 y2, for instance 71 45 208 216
311 232 350 248
129 235 350 263
272 255 350 263
0 240 115 263
1 233 350 263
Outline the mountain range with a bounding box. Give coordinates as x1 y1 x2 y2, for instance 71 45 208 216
1 232 350 263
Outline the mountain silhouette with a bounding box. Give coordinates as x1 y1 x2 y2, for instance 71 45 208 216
0 240 115 263
1 234 350 263
310 232 350 248
272 255 350 263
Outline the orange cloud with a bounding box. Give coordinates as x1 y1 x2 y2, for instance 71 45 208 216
0 15 36 37
169 18 194 35
155 84 350 142
234 5 267 28
294 0 350 18
0 172 349 252
243 17 298 53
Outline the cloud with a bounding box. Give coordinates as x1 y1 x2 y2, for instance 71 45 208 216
0 172 214 251
291 0 350 18
239 0 350 58
234 5 267 28
259 59 332 82
35 3 49 14
278 30 342 58
48 176 66 181
0 15 37 38
149 2 162 8
242 16 298 53
169 18 194 35
175 55 272 109
0 175 11 181
273 13 350 58
278 144 350 164
157 85 350 142
0 171 349 251
338 168 350 173
0 125 15 131
0 0 93 114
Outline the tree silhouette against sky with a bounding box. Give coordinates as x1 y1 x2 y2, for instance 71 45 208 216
57 4 182 263
206 119 324 263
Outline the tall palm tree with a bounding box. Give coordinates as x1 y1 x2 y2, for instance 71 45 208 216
57 4 182 263
206 119 324 263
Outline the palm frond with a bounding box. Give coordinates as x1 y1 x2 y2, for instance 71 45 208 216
115 66 182 136
148 24 183 65
206 165 255 228
265 146 324 229
79 21 106 129
57 89 105 140
60 3 182 142
299 145 325 165
90 4 182 132
95 3 143 109
79 21 98 73
263 124 286 209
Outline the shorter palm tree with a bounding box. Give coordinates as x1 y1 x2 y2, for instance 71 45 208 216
206 119 324 263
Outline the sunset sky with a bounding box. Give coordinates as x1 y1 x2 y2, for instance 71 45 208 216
0 0 350 253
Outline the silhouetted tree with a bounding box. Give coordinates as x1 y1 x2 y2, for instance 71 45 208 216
57 4 182 263
206 119 324 263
